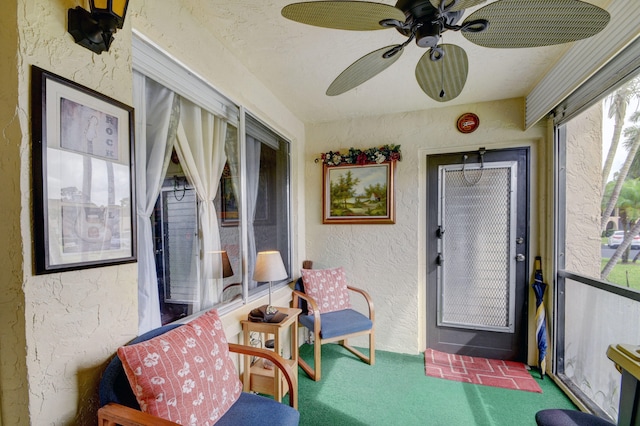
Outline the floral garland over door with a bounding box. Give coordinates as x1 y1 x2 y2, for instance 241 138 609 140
317 144 402 166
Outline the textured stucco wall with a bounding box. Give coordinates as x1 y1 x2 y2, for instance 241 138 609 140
0 1 28 424
564 102 603 277
15 1 139 424
305 98 547 355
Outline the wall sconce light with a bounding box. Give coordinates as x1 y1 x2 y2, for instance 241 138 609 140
68 0 130 54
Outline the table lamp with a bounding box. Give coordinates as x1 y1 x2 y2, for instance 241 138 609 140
253 251 287 316
208 250 234 279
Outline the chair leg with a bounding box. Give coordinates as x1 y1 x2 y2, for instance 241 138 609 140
369 330 375 365
313 336 322 381
340 332 375 365
298 330 322 381
298 356 317 381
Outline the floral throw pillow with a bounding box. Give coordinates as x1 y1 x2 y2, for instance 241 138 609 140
117 309 241 425
301 267 352 315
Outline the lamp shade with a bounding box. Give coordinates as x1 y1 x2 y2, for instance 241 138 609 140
253 251 288 282
209 251 234 278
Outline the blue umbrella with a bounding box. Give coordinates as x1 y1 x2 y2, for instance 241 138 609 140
532 256 548 379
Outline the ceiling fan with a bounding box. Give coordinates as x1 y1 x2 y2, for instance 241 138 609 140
281 0 610 102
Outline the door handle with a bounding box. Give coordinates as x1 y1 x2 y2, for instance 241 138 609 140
515 254 525 262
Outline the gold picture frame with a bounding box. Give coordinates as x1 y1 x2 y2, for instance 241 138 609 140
322 162 395 224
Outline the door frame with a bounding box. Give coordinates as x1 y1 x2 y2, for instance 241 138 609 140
425 146 530 361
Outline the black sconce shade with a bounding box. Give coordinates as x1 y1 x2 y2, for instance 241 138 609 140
68 0 130 54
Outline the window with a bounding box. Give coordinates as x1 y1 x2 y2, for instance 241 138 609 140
555 51 640 421
133 37 291 329
245 115 291 298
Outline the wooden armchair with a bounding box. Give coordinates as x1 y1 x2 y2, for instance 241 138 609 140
293 261 375 381
98 315 299 426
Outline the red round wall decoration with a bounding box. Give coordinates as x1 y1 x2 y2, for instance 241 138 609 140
456 113 480 133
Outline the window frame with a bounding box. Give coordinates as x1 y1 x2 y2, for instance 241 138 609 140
553 38 640 417
133 32 293 321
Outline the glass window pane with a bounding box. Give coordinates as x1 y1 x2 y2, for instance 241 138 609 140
217 124 243 303
560 72 640 421
136 74 291 325
246 115 291 296
564 74 640 286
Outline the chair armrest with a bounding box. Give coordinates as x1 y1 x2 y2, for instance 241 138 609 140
292 289 322 332
347 286 375 322
227 343 298 409
292 290 320 315
98 403 179 426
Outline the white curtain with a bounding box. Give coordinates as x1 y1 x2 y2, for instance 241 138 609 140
246 136 262 289
175 98 228 311
134 73 180 333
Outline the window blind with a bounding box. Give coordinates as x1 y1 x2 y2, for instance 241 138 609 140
525 0 640 129
132 31 239 126
552 36 640 126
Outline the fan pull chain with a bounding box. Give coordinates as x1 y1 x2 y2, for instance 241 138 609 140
439 36 445 98
439 56 445 98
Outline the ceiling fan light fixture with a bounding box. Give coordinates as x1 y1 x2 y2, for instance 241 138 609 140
415 22 441 48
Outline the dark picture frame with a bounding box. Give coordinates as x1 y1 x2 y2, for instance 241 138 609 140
31 66 136 274
220 163 239 226
322 161 395 224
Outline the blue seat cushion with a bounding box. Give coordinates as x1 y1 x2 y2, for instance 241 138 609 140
216 392 300 426
299 309 372 339
535 409 614 426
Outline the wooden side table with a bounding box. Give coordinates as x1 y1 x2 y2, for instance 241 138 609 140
241 307 301 403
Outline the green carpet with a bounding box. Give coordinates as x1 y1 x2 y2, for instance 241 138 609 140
295 343 578 426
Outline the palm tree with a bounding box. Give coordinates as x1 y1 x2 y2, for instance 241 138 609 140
602 178 640 278
601 111 640 233
601 79 640 193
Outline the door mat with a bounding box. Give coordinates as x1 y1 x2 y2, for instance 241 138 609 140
424 348 542 393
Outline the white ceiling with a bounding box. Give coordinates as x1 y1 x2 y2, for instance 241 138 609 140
181 0 612 124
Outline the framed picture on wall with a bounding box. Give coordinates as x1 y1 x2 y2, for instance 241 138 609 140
31 66 136 274
322 161 396 224
220 163 239 226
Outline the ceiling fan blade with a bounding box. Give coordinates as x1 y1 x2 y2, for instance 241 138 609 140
282 1 406 31
327 45 404 96
461 0 610 48
428 0 487 12
415 44 468 102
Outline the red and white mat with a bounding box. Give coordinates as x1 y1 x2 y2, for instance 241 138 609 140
424 348 542 393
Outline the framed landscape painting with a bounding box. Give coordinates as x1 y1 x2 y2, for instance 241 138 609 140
322 162 395 224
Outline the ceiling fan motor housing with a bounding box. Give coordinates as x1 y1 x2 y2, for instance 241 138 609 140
394 0 464 48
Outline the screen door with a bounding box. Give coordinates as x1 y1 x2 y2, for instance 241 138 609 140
426 148 529 361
